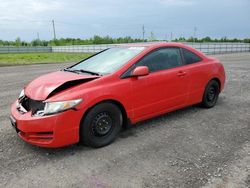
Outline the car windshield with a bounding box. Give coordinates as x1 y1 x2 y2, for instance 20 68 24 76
69 47 145 75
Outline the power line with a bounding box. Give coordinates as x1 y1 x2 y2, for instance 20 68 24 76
0 18 50 23
56 21 86 27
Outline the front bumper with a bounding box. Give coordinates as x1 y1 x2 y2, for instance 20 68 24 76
10 100 84 148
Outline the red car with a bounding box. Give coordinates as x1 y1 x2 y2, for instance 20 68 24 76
10 43 225 148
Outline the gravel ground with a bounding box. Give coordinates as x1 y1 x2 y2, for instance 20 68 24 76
0 53 249 188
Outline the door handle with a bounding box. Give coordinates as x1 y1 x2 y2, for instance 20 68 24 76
177 71 186 77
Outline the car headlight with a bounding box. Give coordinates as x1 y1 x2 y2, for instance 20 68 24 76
42 99 82 116
18 89 25 99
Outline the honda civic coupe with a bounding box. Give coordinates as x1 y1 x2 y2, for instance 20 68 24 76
10 43 225 148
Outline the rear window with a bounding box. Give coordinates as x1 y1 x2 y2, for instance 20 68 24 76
182 48 202 65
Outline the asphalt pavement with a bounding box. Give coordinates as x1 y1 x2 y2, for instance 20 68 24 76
0 53 249 188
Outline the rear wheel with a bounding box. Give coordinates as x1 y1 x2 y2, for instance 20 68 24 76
201 80 220 108
80 102 122 148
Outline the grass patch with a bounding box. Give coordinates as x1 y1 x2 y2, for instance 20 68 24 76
0 53 92 66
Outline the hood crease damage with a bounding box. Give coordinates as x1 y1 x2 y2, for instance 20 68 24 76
46 78 99 99
24 71 100 100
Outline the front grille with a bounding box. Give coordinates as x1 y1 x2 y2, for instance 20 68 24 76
20 96 45 114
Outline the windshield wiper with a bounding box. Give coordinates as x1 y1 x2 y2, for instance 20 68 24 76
63 68 101 76
77 69 102 76
63 68 78 73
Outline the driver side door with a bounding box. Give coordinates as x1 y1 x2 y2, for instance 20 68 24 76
127 47 189 122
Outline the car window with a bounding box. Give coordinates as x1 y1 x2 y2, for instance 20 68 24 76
182 48 202 64
70 47 145 75
136 48 182 72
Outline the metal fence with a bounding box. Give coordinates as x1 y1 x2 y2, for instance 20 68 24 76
184 42 250 55
0 46 51 53
0 42 250 54
52 44 113 53
52 42 250 54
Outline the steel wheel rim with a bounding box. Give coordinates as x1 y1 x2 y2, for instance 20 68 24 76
92 112 113 137
207 86 216 102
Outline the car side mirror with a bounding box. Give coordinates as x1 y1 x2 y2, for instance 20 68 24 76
131 66 149 77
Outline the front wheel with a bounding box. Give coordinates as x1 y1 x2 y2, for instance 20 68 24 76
80 102 122 148
201 80 220 108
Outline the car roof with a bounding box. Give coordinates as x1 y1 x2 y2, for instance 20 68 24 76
117 42 186 48
116 42 207 59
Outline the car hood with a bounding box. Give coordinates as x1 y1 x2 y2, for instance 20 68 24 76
25 71 100 101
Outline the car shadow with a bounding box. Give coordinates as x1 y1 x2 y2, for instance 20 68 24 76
119 105 200 138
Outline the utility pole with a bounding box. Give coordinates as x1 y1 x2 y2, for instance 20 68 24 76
170 32 173 41
37 32 40 40
193 26 197 41
150 31 155 41
52 20 56 40
142 25 145 41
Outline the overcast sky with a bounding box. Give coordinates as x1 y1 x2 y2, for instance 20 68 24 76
0 0 249 41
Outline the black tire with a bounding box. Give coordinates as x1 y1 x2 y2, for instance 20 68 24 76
80 102 123 148
201 80 220 108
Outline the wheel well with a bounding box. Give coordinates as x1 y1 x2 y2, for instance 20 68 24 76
80 99 129 130
210 78 221 91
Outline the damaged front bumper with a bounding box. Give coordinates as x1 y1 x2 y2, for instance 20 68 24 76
10 100 84 148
